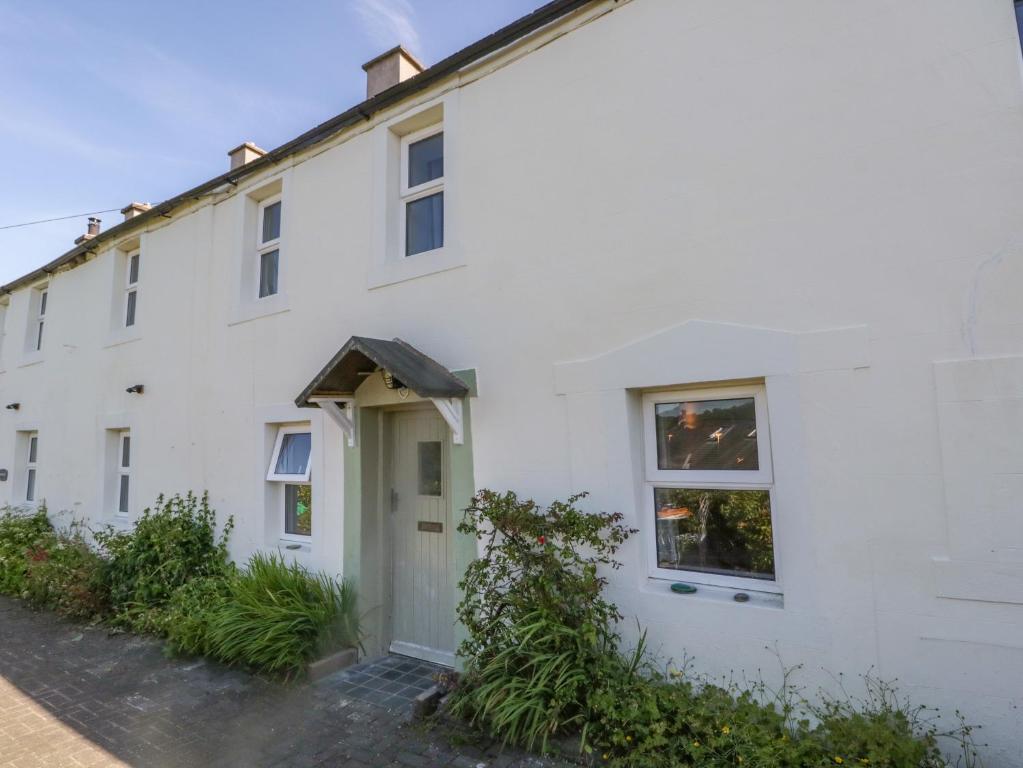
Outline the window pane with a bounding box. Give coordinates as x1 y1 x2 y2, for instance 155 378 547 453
418 441 442 496
36 321 44 351
408 132 443 187
405 192 444 256
26 468 36 502
654 398 758 471
121 435 131 468
118 475 130 515
654 488 774 580
39 291 47 316
125 290 137 327
275 432 311 475
28 436 37 464
285 483 312 536
128 253 140 285
261 201 281 243
259 249 279 298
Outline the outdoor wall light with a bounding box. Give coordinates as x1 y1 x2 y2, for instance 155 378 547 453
5 403 19 410
125 384 144 394
380 369 405 390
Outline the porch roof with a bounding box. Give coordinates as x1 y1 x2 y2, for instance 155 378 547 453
295 336 469 406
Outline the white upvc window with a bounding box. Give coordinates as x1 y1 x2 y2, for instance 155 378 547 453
124 250 140 327
267 425 311 538
256 195 282 298
116 431 131 516
25 432 39 503
35 288 47 352
400 126 444 257
642 384 779 592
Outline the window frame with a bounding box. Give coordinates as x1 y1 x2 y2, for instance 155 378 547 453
266 425 312 541
124 249 140 328
399 124 444 258
642 384 780 593
116 430 131 518
266 425 312 483
25 431 38 503
256 194 282 299
35 287 47 352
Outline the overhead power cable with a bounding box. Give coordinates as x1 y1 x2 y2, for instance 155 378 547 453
0 208 121 231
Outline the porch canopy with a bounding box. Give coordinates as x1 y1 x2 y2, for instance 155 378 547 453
295 336 469 445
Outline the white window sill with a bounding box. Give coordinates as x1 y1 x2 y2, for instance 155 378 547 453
368 247 465 290
104 328 143 349
278 538 311 553
109 514 131 531
18 353 44 368
228 293 290 326
644 576 784 609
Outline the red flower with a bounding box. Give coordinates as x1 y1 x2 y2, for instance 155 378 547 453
537 535 546 545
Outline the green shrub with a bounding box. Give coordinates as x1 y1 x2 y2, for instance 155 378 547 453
23 520 109 620
162 574 234 657
0 506 54 594
451 490 635 752
206 551 359 677
96 492 232 632
450 489 979 767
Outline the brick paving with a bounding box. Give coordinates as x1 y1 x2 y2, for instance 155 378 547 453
0 596 574 768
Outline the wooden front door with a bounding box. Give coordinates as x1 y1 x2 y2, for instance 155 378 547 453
389 409 455 665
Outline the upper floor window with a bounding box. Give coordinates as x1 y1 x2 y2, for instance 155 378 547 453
643 384 777 590
0 298 8 366
25 432 39 502
267 426 311 538
124 250 140 327
401 127 444 257
34 288 47 352
257 196 281 298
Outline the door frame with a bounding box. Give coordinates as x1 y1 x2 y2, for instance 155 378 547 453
338 370 477 668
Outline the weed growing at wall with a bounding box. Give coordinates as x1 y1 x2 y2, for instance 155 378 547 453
0 507 53 594
23 519 109 620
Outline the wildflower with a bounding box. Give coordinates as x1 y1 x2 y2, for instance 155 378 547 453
625 736 632 742
834 758 844 765
537 535 546 545
721 725 731 735
692 741 700 748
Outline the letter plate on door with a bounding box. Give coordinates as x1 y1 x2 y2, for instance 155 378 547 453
417 521 443 533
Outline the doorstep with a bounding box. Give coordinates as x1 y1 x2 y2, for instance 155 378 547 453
317 653 447 711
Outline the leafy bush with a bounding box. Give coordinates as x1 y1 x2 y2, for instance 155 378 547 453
96 492 232 632
162 574 234 657
206 552 359 677
0 507 54 594
450 489 979 767
451 490 634 752
23 520 109 620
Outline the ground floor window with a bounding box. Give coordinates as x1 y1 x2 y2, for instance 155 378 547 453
642 384 778 589
268 425 312 539
24 432 38 502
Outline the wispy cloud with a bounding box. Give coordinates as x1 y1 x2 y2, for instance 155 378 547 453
352 0 422 54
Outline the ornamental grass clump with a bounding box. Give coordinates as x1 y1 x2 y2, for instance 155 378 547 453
205 551 359 678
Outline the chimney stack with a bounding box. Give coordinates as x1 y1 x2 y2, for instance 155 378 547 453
362 46 424 99
121 202 151 221
75 217 101 245
228 141 267 171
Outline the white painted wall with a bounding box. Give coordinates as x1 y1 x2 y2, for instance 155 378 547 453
1 0 1021 761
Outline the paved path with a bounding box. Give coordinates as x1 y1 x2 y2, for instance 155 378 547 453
0 596 571 768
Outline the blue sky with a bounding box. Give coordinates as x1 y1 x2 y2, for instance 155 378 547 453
0 0 542 284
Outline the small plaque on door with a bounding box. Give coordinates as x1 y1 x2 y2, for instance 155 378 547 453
417 521 443 533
